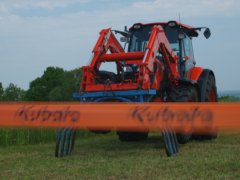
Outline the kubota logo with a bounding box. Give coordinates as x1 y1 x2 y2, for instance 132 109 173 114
129 106 213 126
15 105 80 122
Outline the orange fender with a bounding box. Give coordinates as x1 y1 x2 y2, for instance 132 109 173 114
187 67 203 81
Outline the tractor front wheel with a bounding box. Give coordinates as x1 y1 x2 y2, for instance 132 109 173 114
167 85 199 144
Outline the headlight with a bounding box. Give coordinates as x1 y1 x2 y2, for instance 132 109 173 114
133 23 142 30
168 21 178 27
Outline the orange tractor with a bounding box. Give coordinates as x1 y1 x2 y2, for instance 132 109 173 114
56 21 217 157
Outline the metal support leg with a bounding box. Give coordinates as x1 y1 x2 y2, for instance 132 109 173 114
55 128 62 157
162 129 179 157
70 129 77 155
65 128 72 156
60 128 67 157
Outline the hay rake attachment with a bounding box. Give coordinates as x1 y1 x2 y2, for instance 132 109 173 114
55 128 179 157
55 128 77 157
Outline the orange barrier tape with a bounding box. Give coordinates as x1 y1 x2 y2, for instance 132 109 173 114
0 102 240 133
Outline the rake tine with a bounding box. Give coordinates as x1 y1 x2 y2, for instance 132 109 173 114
60 128 67 157
69 129 77 155
65 128 72 156
55 128 62 157
162 128 178 157
162 129 173 156
169 130 179 154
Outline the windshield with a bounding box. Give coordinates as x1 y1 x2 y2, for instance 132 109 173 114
164 26 179 52
128 25 179 52
128 26 152 52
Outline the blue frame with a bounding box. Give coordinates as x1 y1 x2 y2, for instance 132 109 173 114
73 89 157 103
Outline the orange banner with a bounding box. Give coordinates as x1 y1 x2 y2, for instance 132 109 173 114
0 102 239 133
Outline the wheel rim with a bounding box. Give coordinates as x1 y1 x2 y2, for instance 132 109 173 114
209 88 216 102
152 97 162 102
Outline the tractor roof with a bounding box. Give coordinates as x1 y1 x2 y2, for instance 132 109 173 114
130 21 199 37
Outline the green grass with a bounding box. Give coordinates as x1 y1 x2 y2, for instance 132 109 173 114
0 128 94 146
0 132 240 179
0 97 239 179
0 128 58 146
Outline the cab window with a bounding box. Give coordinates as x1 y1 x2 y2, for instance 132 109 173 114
182 36 195 72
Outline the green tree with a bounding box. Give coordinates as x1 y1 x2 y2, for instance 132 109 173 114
0 82 4 100
25 77 47 101
48 68 82 101
218 96 240 102
26 67 65 101
2 83 25 101
26 67 82 101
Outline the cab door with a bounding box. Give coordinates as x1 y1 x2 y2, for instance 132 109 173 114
182 36 195 76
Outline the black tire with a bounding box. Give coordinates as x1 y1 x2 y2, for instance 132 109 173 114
167 85 199 144
117 131 148 142
96 71 118 84
90 130 111 134
194 74 218 140
203 74 218 102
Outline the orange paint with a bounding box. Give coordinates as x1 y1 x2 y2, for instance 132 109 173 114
187 67 203 81
0 102 239 133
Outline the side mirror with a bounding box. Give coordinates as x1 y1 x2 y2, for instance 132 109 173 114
204 28 211 39
124 26 128 32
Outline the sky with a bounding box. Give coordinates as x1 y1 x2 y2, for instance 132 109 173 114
0 0 240 91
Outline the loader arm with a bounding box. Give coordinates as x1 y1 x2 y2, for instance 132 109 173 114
89 28 125 68
81 25 182 91
81 29 125 91
143 25 180 80
135 25 181 89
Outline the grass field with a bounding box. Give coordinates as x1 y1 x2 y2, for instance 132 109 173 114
0 97 239 179
0 132 240 179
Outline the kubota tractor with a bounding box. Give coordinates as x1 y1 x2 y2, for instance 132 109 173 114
56 21 218 157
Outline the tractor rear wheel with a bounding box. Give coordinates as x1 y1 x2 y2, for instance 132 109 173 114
167 85 199 144
194 74 218 140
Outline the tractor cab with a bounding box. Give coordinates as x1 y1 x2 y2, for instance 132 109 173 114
123 21 210 78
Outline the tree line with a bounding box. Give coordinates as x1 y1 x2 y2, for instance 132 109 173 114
0 67 82 101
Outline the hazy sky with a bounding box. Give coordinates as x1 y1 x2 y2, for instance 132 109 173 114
0 0 240 91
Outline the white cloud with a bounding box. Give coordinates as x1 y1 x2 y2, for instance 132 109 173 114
1 0 239 21
133 0 240 17
1 0 91 10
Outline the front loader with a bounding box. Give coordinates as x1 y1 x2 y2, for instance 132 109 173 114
56 21 218 157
